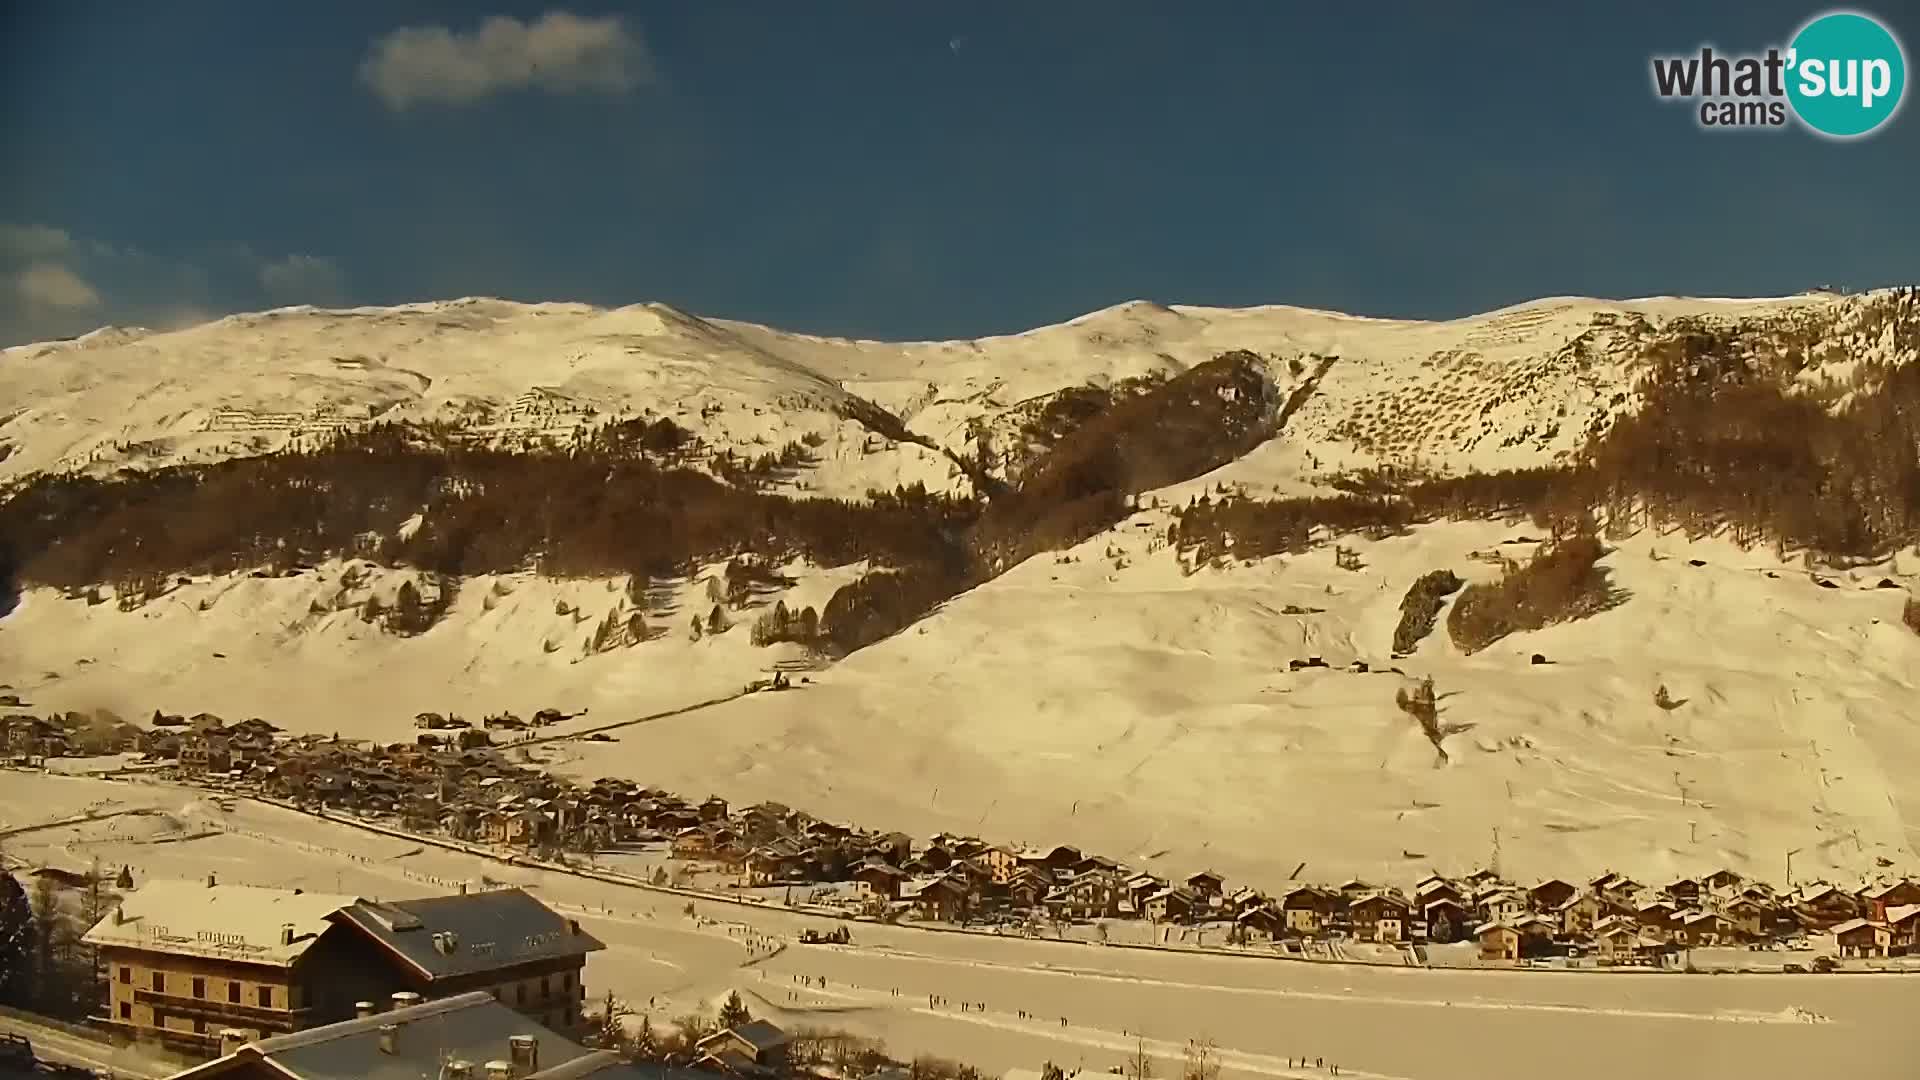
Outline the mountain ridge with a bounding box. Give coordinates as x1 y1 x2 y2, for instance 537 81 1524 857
4 288 1913 504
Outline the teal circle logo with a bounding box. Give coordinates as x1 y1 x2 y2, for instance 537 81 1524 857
1787 11 1907 138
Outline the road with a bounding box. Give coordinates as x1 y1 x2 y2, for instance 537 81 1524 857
0 1015 166 1078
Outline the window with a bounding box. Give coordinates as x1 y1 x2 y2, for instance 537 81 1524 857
119 967 131 985
516 984 526 1005
258 986 274 1009
192 977 205 999
541 976 550 999
194 1019 206 1035
119 1002 131 1020
151 971 165 992
562 971 572 992
229 981 241 1004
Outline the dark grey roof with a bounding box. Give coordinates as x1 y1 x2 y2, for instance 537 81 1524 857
534 1056 698 1080
179 991 599 1079
729 1021 791 1053
330 888 605 981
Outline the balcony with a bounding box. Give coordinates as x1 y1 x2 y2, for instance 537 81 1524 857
133 989 311 1031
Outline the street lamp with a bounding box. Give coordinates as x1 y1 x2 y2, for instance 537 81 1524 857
1785 848 1803 888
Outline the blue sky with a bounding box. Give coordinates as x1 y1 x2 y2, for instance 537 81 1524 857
2 2 1916 345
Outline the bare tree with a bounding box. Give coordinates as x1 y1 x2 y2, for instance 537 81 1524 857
1181 1039 1220 1080
1124 1039 1155 1080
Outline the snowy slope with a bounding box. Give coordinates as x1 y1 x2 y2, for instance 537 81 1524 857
551 522 1920 891
7 521 1917 892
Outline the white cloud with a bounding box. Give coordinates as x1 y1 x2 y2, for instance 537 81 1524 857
259 254 348 306
14 263 102 310
359 12 651 110
0 227 350 347
0 224 72 259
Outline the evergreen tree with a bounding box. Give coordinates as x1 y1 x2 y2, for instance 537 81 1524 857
631 1014 660 1061
593 989 633 1053
27 874 73 1015
74 860 116 1015
717 989 751 1029
0 869 33 1006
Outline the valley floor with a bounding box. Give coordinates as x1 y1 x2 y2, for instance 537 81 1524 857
3 773 1917 1080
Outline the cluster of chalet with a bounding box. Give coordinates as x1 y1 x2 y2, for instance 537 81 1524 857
1 705 580 775
13 708 1919 966
1 702 145 762
1413 869 1920 964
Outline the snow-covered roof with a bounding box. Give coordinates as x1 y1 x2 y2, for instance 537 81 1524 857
82 879 361 966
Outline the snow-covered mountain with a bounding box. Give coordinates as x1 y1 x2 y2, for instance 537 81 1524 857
6 289 1913 497
4 289 1919 894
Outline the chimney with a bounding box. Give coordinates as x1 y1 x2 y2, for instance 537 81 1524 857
378 1024 399 1055
355 1001 377 1019
112 906 125 926
218 1029 250 1057
484 1063 512 1080
392 991 423 1011
507 1034 538 1074
206 873 217 888
568 919 581 937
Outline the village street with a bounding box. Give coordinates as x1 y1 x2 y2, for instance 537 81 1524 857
3 772 1917 1080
